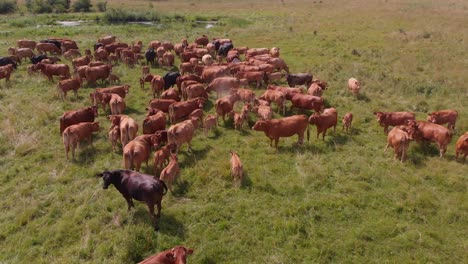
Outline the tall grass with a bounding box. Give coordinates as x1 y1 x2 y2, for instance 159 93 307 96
0 0 467 263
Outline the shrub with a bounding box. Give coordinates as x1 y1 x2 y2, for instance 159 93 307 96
72 0 92 12
96 1 106 12
103 8 162 23
0 0 17 14
25 0 70 13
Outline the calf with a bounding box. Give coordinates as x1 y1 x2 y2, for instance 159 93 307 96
98 170 167 230
233 103 250 130
204 114 217 136
151 75 165 98
123 134 159 172
138 246 194 264
455 132 468 161
427 109 458 130
60 106 98 134
307 80 327 97
384 126 412 162
215 93 241 123
159 153 180 192
252 104 272 121
57 77 81 99
153 143 177 175
108 115 138 148
252 115 309 148
0 64 14 82
108 125 120 152
259 90 286 115
373 111 415 134
308 108 338 140
63 122 100 160
236 88 256 105
348 77 360 95
409 120 453 158
342 112 353 133
230 150 243 185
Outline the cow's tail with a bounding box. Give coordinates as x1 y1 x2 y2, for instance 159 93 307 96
307 123 310 142
158 179 168 195
123 150 132 170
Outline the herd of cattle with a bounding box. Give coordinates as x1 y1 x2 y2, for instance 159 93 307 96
1 34 467 263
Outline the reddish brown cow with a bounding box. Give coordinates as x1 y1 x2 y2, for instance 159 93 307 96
85 64 112 85
140 74 156 89
143 109 166 134
179 62 194 75
267 58 289 73
195 35 209 46
246 48 269 58
384 126 412 162
57 77 81 99
108 125 120 151
207 77 240 98
252 104 272 121
9 48 35 63
236 88 256 104
230 150 243 185
91 85 129 104
348 77 360 95
17 39 36 50
159 153 180 192
63 122 100 160
98 35 116 45
72 56 91 69
148 99 177 113
427 109 458 130
259 90 286 115
162 51 175 67
60 106 98 134
215 93 241 123
0 64 14 82
151 75 165 98
123 134 159 172
185 83 208 100
409 120 453 158
138 246 194 264
204 114 217 136
373 111 415 134
153 143 177 175
290 93 324 113
167 117 199 152
35 63 70 81
176 74 203 92
168 97 205 124
342 112 353 133
201 66 229 83
455 132 468 161
267 85 303 100
104 42 129 54
108 115 139 148
161 88 181 102
94 48 109 61
36 42 61 55
63 49 81 60
308 108 338 140
252 115 309 148
101 93 125 115
307 80 327 97
236 71 264 88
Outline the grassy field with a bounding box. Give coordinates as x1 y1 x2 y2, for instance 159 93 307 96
0 0 467 263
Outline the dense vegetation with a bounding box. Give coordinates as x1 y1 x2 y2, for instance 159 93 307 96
0 0 466 263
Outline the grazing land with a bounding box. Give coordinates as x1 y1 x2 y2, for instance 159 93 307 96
0 0 467 263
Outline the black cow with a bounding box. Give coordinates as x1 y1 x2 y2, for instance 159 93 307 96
145 48 157 66
211 39 221 52
286 73 313 87
217 42 234 57
0 57 17 69
98 170 168 230
40 39 61 49
163 71 181 90
30 54 48 65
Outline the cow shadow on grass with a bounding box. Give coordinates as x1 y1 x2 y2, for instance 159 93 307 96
325 133 350 148
206 128 222 139
74 143 106 165
240 171 253 189
131 208 186 238
179 145 212 169
405 142 441 167
277 142 324 155
126 106 144 115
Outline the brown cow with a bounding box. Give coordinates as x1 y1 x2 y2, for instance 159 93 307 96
72 56 91 69
63 49 81 60
169 97 205 124
151 75 165 98
455 132 468 161
342 112 353 133
185 83 208 100
0 64 14 82
161 88 181 102
108 115 139 148
267 85 303 100
57 77 81 99
162 51 175 67
91 85 129 105
307 80 327 97
98 35 116 45
233 103 250 130
204 114 217 136
236 88 256 105
60 106 98 134
140 74 156 89
252 115 309 148
35 63 70 81
85 64 112 85
137 246 194 264
63 122 100 160
267 58 289 73
384 126 412 162
215 93 241 123
159 153 180 192
230 150 243 185
259 90 286 115
176 74 203 92
103 93 126 115
201 66 229 83
167 117 199 152
373 111 415 134
9 48 35 63
308 108 338 140
17 39 36 50
148 99 177 113
36 42 61 55
408 120 453 158
153 143 177 175
236 71 264 88
123 134 159 172
252 104 273 121
143 109 166 134
348 77 360 95
94 48 109 61
207 76 239 98
98 170 167 231
246 48 269 58
427 109 458 130
290 93 324 114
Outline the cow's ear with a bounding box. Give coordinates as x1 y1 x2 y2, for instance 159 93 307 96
96 172 104 177
186 248 194 255
166 252 174 259
465 138 468 142
372 112 377 115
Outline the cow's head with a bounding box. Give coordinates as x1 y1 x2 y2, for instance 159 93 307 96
91 122 100 132
97 170 118 189
107 115 121 126
427 112 436 123
89 105 98 117
169 246 194 264
406 120 422 140
308 114 320 125
252 121 266 131
373 111 385 124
